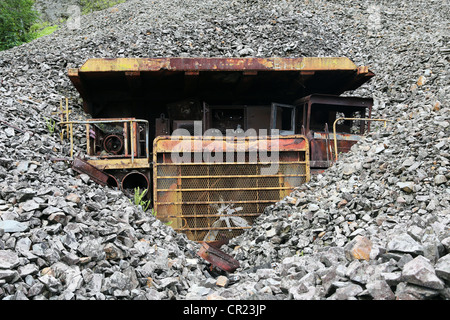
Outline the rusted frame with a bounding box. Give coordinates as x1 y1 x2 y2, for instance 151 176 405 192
74 57 367 73
299 94 373 135
270 103 296 135
72 157 119 188
153 135 310 241
59 118 149 165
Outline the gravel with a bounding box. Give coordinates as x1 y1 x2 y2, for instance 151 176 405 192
0 0 449 300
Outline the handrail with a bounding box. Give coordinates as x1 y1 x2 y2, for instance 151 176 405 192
59 118 149 161
332 117 391 161
324 123 330 168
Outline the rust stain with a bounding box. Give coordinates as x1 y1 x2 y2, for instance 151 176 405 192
77 57 361 73
197 242 240 273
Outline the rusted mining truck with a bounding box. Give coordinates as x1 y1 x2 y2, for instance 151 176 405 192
64 57 375 244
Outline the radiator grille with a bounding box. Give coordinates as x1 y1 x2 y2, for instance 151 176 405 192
153 135 309 242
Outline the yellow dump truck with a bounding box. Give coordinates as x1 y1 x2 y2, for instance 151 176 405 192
63 57 375 244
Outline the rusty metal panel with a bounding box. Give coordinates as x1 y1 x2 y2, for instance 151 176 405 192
197 242 240 273
74 57 362 73
86 158 150 170
155 116 170 136
59 118 151 175
310 136 360 168
72 157 119 188
153 135 310 242
68 57 374 117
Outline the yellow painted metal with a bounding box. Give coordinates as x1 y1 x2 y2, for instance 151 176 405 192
155 174 307 179
58 118 150 170
73 57 363 73
86 123 90 156
52 98 71 143
332 117 392 161
153 135 310 242
86 158 150 170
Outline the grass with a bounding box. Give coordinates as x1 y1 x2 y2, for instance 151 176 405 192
129 187 151 211
43 116 56 134
128 187 172 225
33 23 59 38
1 0 125 51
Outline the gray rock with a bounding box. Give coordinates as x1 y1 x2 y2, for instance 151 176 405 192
331 283 363 300
15 237 32 255
77 238 105 260
366 280 395 300
0 250 20 269
38 274 63 293
435 254 450 281
434 175 447 185
187 284 211 298
387 233 424 255
159 277 179 289
62 252 80 265
20 199 40 212
16 188 37 202
145 288 164 300
289 284 316 300
342 162 361 176
28 282 45 297
0 269 20 282
64 267 83 293
402 256 445 290
105 271 128 291
103 243 125 260
16 161 29 173
18 264 39 277
381 272 402 286
0 220 28 233
397 182 415 193
345 260 375 285
395 282 440 300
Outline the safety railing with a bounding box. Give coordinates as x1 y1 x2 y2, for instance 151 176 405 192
58 118 150 164
332 117 391 161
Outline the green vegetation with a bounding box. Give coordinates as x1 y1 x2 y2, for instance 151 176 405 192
151 208 173 226
129 187 151 211
43 116 56 134
129 187 172 225
0 0 40 51
80 0 126 14
30 21 59 38
0 0 125 51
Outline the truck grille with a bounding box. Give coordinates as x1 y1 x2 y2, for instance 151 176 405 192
153 135 309 242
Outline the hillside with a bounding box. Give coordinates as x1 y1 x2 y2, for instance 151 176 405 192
0 0 448 301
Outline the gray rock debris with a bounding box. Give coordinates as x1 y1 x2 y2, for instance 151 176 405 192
0 0 449 300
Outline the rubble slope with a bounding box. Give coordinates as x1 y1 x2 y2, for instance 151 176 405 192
0 0 449 300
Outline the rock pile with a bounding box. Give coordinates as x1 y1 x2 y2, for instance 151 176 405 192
217 0 450 300
0 105 204 299
0 0 449 300
219 123 449 299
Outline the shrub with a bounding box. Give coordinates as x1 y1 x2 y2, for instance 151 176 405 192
0 0 39 51
30 21 59 39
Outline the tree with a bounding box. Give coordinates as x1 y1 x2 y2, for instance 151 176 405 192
0 0 39 51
